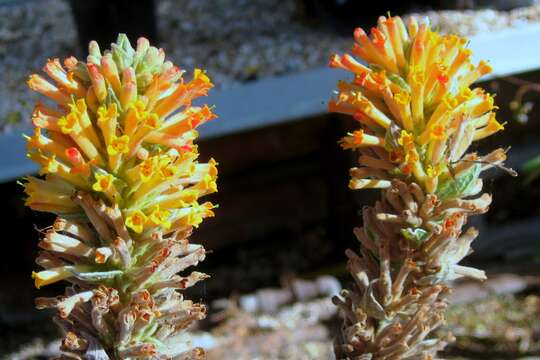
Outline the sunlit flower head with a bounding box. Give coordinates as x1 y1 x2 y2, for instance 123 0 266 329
329 16 505 197
24 34 218 235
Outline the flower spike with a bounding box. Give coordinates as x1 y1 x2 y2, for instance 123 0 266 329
24 34 217 359
329 15 514 360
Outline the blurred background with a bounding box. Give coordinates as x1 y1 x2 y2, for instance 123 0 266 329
1 0 540 359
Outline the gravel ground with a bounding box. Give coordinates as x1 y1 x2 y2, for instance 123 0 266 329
0 0 77 132
2 0 540 131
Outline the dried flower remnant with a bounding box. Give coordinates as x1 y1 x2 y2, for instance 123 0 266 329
24 34 217 359
329 15 515 359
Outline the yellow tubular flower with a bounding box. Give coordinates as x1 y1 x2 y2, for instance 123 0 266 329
125 210 148 234
92 173 115 192
149 205 172 229
329 16 503 195
32 265 92 289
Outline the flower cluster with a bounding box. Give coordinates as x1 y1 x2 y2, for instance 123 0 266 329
329 16 504 196
25 34 218 279
26 36 216 217
24 34 217 359
329 16 512 360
